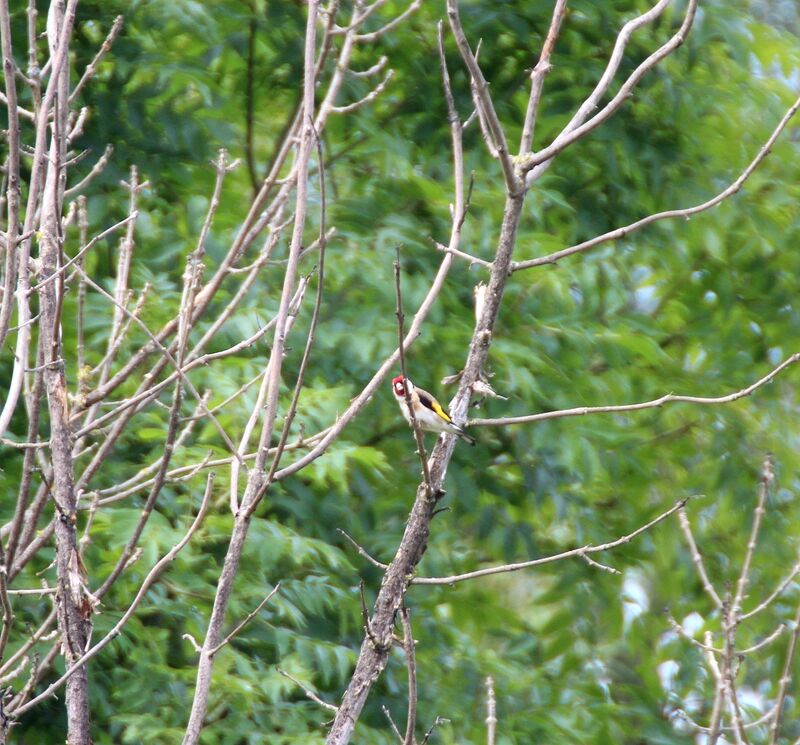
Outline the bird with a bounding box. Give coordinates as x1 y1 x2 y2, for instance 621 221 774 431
391 375 475 445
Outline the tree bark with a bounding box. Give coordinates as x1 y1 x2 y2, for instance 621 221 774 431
38 1 92 742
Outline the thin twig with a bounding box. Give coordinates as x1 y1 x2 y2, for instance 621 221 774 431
73 265 240 456
678 507 724 610
337 529 388 569
69 15 123 103
414 497 689 585
768 599 800 745
353 0 422 43
383 705 405 743
739 624 786 656
0 542 14 666
665 610 721 653
331 69 394 113
209 584 281 656
446 0 518 193
279 668 338 712
521 0 699 185
469 352 800 427
249 118 330 515
29 212 137 293
741 560 800 621
395 246 434 494
420 716 448 744
513 92 800 270
64 143 114 198
519 0 568 153
432 239 491 268
580 551 620 575
733 456 773 615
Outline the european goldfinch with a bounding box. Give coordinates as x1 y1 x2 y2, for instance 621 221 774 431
391 375 475 445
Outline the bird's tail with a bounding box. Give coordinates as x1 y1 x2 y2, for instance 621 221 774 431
452 424 476 446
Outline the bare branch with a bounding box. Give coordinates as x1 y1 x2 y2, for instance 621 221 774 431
350 54 388 78
0 542 14 667
183 4 323 741
73 265 240 456
400 607 417 745
519 0 568 154
327 20 524 743
421 716 449 745
278 668 338 713
513 92 800 271
69 15 124 104
485 675 496 745
382 705 405 743
469 352 800 427
733 456 773 616
29 212 137 293
252 121 330 512
677 507 724 610
353 0 422 43
446 0 519 193
413 496 688 586
768 599 800 745
331 68 394 114
337 529 389 570
665 611 720 653
522 0 699 185
92 366 185 600
739 624 786 656
0 0 22 354
209 584 281 656
269 22 475 492
432 239 492 269
63 143 114 199
741 560 800 621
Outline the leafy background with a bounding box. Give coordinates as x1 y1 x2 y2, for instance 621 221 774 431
2 0 800 742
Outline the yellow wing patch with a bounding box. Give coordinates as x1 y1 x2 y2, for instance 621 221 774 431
430 400 452 423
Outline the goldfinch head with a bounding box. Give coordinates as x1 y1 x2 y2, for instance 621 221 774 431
391 375 412 399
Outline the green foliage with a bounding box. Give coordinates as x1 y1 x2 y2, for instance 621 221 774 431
2 0 800 743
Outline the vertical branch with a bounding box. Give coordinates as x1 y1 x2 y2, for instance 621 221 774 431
36 1 92 741
75 196 88 381
182 3 321 743
445 0 519 193
519 0 567 154
733 456 773 615
768 599 800 745
704 629 725 744
678 507 724 610
327 15 525 744
4 361 45 570
485 676 496 745
105 167 141 370
25 0 40 112
256 122 329 502
245 0 259 193
0 540 14 669
0 0 21 353
0 0 78 438
400 607 417 745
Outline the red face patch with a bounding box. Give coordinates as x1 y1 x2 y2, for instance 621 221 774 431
392 376 406 397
